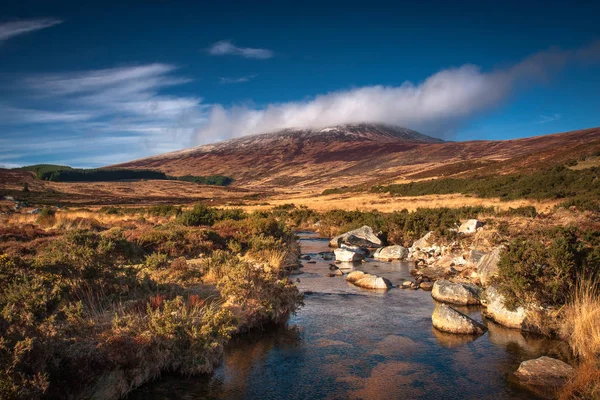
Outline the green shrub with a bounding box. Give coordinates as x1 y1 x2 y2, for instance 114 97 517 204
217 260 303 329
130 224 225 257
147 205 182 217
555 198 600 212
144 252 169 269
177 204 216 226
497 227 600 309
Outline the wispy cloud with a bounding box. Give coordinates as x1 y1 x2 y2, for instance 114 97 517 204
0 64 206 166
0 18 62 41
208 40 273 59
194 40 600 143
537 113 562 124
219 74 257 84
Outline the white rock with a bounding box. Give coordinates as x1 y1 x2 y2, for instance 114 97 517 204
458 219 483 234
373 245 408 260
329 226 382 248
432 303 487 335
484 286 527 329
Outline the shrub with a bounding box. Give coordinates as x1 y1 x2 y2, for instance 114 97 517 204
177 204 216 226
147 205 182 217
144 252 169 269
217 260 303 329
129 224 225 257
36 207 56 227
496 227 600 309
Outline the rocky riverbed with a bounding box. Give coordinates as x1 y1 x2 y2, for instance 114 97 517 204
129 231 571 400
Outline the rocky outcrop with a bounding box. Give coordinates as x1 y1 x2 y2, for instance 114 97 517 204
477 247 503 287
483 286 528 330
458 219 483 234
419 282 434 291
410 231 434 252
373 245 408 260
346 270 392 290
431 280 482 305
330 226 382 248
333 245 368 262
432 303 487 335
514 356 574 394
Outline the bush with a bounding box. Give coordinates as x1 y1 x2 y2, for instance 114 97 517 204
36 207 56 227
217 260 303 329
496 227 600 309
144 252 169 269
129 224 225 257
147 205 182 217
177 204 216 226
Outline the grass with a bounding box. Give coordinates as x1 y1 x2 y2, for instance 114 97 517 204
558 278 600 399
0 205 302 400
560 279 600 360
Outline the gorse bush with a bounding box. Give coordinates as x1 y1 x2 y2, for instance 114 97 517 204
316 206 494 246
177 203 217 226
496 227 600 309
0 205 303 399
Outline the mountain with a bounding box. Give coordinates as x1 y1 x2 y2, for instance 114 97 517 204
113 124 600 191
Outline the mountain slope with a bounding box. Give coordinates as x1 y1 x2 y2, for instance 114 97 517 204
113 124 600 191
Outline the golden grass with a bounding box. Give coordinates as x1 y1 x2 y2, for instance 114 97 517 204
558 278 600 400
558 360 600 400
560 279 600 360
243 192 558 213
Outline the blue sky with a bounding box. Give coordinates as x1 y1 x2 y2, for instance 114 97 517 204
1 0 599 168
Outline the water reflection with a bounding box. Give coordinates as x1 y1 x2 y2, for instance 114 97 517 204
431 326 481 348
129 232 570 400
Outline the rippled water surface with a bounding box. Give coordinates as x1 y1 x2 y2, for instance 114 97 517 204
130 232 569 399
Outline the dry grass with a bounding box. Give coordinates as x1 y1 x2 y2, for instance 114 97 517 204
569 156 600 170
560 279 600 360
558 278 600 400
244 192 558 213
558 360 600 400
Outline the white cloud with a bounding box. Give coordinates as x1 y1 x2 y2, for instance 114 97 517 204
219 74 257 84
208 40 273 59
194 41 600 143
0 18 62 41
537 113 562 124
0 64 206 166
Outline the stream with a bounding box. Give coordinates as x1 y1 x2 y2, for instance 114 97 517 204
129 231 569 399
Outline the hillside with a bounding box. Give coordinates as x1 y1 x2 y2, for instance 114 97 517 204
114 124 600 191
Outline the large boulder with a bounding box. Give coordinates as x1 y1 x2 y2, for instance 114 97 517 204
514 356 574 391
477 246 503 287
483 286 528 330
432 280 482 305
432 303 487 335
410 231 434 252
334 248 364 262
345 270 366 282
355 275 393 290
373 245 408 260
329 226 382 248
333 245 368 262
346 271 392 290
458 219 483 234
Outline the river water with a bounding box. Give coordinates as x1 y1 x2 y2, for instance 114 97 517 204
130 232 569 399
